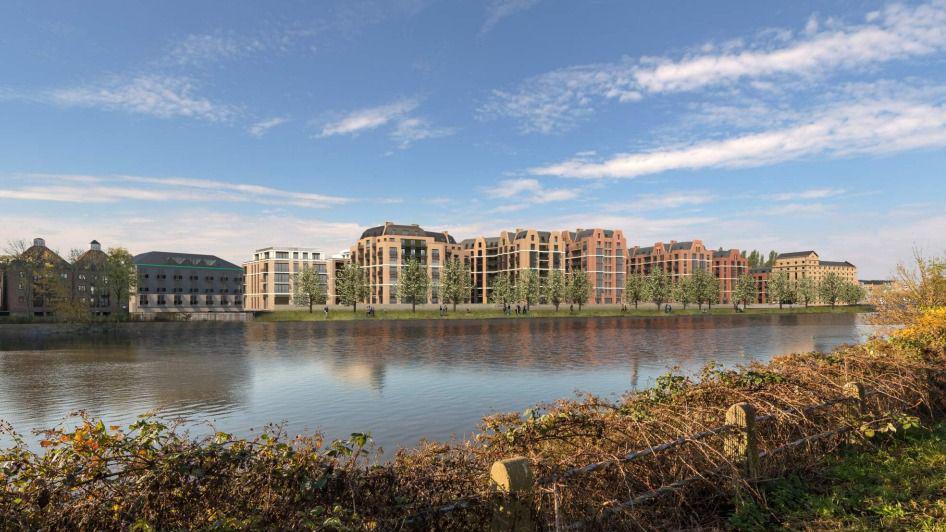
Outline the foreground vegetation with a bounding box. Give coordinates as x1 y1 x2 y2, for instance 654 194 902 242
0 254 943 529
255 303 872 322
731 421 946 530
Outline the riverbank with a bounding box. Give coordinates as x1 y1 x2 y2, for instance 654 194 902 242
729 421 946 530
2 306 939 529
256 303 873 322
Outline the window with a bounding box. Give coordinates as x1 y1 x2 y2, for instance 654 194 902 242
275 273 290 283
139 295 148 306
276 252 289 259
275 263 290 273
293 252 299 259
190 295 199 305
173 295 183 305
157 295 166 305
205 276 215 281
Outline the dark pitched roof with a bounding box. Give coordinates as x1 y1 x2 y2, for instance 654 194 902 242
860 279 892 285
820 260 855 268
777 251 818 259
750 267 772 274
713 249 738 258
669 241 694 251
134 251 242 271
360 224 456 244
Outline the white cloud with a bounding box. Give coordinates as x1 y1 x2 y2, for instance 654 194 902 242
48 75 237 122
319 99 418 137
766 188 845 201
167 33 258 66
482 1 946 132
486 178 578 205
481 0 542 34
614 191 717 211
0 174 351 209
390 117 455 148
531 94 946 178
247 116 290 137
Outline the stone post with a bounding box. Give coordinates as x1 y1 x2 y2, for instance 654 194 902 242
490 456 535 531
724 402 760 478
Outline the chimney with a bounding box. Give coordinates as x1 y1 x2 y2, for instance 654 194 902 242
33 237 45 247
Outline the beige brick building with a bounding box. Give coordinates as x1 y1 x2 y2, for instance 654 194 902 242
773 251 857 304
243 247 335 311
351 222 460 305
564 228 627 304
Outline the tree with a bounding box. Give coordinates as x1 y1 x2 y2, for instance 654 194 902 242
544 269 567 311
671 275 695 310
104 247 137 316
767 270 794 309
842 282 867 305
397 258 430 313
516 269 541 310
733 273 757 309
337 264 369 313
643 268 672 309
691 268 714 310
766 250 779 267
819 272 845 307
440 257 472 312
796 277 817 308
490 273 516 308
568 270 592 311
293 267 327 313
623 272 645 309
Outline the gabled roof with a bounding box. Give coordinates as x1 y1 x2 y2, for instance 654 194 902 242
360 223 456 244
134 251 242 271
777 251 818 259
750 267 772 274
669 241 694 251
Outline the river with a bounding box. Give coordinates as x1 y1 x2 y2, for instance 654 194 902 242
0 313 874 451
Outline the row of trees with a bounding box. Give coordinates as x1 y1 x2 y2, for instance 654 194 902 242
291 259 869 314
742 249 779 269
765 270 867 308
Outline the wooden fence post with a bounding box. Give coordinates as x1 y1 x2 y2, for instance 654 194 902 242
490 456 535 531
843 382 865 415
724 402 759 479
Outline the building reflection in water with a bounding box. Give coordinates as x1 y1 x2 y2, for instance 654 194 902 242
0 313 870 452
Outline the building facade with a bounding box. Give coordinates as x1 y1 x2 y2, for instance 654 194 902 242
73 240 122 315
243 247 331 311
750 267 770 304
712 249 749 305
773 251 857 304
351 222 460 305
131 251 244 313
627 240 714 281
564 228 626 305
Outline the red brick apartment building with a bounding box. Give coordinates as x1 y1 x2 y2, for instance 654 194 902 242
712 249 748 305
627 240 714 281
564 228 627 305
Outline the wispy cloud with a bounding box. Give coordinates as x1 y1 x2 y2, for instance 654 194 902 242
484 178 578 212
247 116 290 137
390 117 455 148
0 174 351 208
766 188 845 201
319 99 419 137
611 191 717 212
482 1 946 133
530 92 946 178
481 0 542 34
47 75 238 122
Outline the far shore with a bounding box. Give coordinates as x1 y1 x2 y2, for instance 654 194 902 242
255 303 873 322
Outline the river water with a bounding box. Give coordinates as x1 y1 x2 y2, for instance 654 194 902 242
0 313 874 451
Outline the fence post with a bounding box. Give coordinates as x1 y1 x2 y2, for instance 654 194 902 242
724 402 759 479
843 382 865 415
490 456 535 531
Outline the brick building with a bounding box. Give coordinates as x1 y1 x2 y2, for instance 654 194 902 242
130 251 244 314
712 249 749 305
564 228 627 304
627 240 714 281
243 246 333 311
351 222 461 305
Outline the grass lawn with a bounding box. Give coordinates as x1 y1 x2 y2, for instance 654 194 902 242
255 304 873 322
729 421 946 531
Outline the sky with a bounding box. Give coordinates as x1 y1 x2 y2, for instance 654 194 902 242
1 0 945 278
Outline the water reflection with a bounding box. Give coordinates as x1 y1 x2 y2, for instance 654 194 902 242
0 314 873 451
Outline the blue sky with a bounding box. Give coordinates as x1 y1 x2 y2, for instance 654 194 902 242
1 0 945 277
